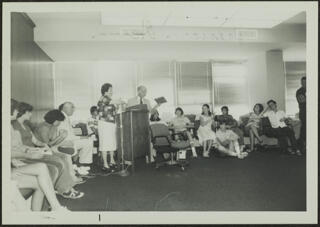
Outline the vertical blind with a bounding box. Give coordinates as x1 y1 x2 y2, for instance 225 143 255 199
176 61 212 114
284 62 306 117
53 60 250 121
212 62 249 119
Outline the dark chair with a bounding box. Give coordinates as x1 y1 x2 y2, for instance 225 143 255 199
150 123 190 171
73 123 100 167
73 123 88 136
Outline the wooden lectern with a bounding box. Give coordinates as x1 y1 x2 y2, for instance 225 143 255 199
115 108 150 172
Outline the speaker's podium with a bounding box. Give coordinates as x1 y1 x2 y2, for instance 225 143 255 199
115 104 150 173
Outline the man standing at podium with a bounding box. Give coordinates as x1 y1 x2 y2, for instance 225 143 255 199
127 85 161 115
127 85 161 163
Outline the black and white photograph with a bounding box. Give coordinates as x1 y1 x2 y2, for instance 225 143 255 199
1 1 318 225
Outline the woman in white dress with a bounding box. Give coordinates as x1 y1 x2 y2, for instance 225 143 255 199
97 83 118 173
197 104 217 158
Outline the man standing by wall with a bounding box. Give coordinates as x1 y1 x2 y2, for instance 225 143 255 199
296 76 306 153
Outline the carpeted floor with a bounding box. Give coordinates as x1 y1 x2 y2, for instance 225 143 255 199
58 149 306 211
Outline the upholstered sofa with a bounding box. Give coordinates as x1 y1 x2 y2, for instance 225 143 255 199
238 115 301 146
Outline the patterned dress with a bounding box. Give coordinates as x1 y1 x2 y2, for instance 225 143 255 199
97 96 117 123
245 112 261 129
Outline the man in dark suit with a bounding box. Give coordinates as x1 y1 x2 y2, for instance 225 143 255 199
296 76 306 153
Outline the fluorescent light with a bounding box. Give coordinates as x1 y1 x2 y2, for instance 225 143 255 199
224 19 283 28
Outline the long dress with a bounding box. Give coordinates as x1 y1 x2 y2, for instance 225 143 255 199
97 96 117 152
197 115 216 144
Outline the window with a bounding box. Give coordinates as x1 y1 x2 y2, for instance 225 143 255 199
212 62 249 120
176 61 212 115
284 62 306 117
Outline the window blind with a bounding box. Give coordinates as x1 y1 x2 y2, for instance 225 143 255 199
212 62 249 119
176 61 212 114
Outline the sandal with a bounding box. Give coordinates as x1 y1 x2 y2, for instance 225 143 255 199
61 190 84 199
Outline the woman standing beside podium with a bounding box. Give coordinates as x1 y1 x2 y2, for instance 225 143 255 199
97 83 118 173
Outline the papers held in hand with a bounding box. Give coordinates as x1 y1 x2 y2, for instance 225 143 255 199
154 97 167 104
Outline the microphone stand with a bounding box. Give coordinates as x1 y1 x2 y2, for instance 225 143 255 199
116 100 130 177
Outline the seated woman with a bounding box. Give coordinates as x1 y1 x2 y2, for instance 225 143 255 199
88 106 99 135
34 109 84 183
149 110 170 161
241 103 266 152
10 99 69 211
197 104 217 158
169 107 197 158
215 120 248 159
11 102 84 199
215 106 245 151
150 110 167 125
87 106 99 153
12 164 70 212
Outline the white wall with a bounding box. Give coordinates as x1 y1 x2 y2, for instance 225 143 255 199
54 61 137 121
246 50 286 112
54 61 176 122
266 50 286 110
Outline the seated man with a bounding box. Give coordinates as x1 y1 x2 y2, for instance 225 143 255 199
58 102 94 175
214 106 245 150
263 99 301 156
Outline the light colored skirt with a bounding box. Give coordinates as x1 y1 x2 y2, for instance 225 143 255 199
197 125 216 144
98 120 117 152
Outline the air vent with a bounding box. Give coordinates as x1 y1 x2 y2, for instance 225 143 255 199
235 29 258 41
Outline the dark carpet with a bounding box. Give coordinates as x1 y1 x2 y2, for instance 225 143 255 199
58 149 306 211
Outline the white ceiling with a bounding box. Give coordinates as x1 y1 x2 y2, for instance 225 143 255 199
26 5 306 61
28 6 305 29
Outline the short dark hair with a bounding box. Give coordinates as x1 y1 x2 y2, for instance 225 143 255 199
267 99 276 105
175 107 184 115
221 106 229 112
90 106 98 114
202 104 212 116
44 109 65 124
301 76 306 81
11 99 19 115
150 110 160 122
254 103 264 114
101 83 112 96
17 102 33 118
58 102 65 111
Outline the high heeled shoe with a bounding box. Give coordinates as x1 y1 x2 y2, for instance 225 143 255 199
101 166 114 173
